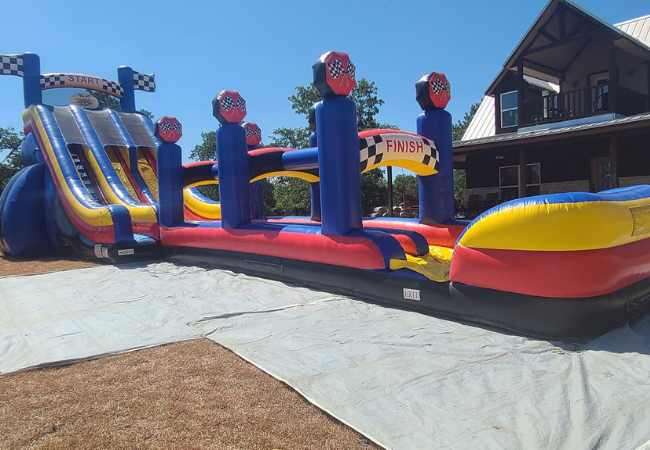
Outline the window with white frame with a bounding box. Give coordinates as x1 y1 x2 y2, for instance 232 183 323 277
498 162 541 201
500 91 518 128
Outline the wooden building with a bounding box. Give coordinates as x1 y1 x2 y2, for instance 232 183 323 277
454 0 650 216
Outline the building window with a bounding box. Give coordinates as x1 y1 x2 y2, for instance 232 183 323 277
500 91 518 128
498 162 541 201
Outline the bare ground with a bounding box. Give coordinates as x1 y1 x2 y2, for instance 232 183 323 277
0 340 377 449
0 251 97 278
0 254 378 449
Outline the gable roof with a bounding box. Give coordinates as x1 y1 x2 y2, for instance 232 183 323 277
485 0 650 96
460 3 650 142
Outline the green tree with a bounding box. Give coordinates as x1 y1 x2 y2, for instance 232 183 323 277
393 174 417 207
287 79 387 130
271 177 310 215
451 102 480 203
452 101 480 142
269 127 311 149
271 78 392 215
189 131 216 161
0 127 23 193
361 168 387 215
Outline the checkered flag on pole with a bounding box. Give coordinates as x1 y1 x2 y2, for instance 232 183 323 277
0 54 24 77
133 71 155 92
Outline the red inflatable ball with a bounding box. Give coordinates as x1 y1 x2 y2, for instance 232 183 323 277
212 90 246 124
155 116 182 144
416 72 451 110
313 51 356 97
243 122 262 147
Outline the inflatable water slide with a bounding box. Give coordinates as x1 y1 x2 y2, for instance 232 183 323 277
0 55 217 258
2 51 650 338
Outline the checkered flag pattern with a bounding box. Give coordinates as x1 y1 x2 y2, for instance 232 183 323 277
327 59 355 80
40 73 66 89
133 71 155 92
359 133 438 173
220 95 246 112
0 55 24 77
328 59 343 78
430 76 450 96
245 124 261 140
102 79 124 97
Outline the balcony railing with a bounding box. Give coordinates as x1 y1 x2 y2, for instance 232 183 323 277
520 85 649 127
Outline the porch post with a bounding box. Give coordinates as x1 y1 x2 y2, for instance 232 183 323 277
517 59 525 127
387 166 393 216
646 61 650 111
608 46 618 114
518 148 527 198
609 135 619 188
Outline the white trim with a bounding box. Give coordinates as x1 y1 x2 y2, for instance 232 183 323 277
498 163 541 188
500 91 519 128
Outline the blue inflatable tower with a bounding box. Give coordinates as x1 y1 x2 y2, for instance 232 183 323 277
155 117 184 227
313 51 360 235
213 90 250 229
415 72 455 224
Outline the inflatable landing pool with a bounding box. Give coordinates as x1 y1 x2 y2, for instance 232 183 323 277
167 185 650 339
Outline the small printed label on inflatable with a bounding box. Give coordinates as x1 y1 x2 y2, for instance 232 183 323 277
403 288 421 301
117 248 135 256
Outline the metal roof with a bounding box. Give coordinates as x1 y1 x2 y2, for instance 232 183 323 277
616 15 650 47
459 7 650 144
455 112 650 151
461 96 495 141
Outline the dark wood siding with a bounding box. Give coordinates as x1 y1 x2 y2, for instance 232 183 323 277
464 135 649 189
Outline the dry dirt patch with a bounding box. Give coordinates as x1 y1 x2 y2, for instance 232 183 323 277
0 251 97 277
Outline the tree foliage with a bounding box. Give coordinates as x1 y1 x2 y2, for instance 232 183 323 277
269 127 311 149
452 101 480 142
451 102 480 202
393 174 418 207
0 127 23 193
270 78 391 215
189 131 216 162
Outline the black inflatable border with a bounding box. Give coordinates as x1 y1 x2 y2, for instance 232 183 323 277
166 246 650 340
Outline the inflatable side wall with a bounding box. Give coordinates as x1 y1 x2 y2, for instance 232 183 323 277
451 185 650 298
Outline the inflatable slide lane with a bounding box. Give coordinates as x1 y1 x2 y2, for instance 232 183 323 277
132 112 222 221
1 107 158 258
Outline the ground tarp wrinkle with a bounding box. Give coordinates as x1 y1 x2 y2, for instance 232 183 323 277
1 262 649 450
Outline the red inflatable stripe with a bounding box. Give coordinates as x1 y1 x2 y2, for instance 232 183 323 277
160 226 387 270
450 239 650 298
365 220 463 248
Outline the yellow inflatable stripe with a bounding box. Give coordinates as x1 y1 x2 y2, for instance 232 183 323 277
107 148 139 200
389 245 452 282
250 170 319 183
183 188 222 219
85 148 157 224
29 109 114 227
137 150 158 201
187 180 219 188
459 198 650 251
363 159 438 177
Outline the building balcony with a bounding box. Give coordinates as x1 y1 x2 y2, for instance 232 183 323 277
520 85 649 128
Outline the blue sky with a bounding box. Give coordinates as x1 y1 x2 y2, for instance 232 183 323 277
1 0 648 161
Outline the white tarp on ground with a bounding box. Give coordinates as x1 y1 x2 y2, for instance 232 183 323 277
1 262 649 450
